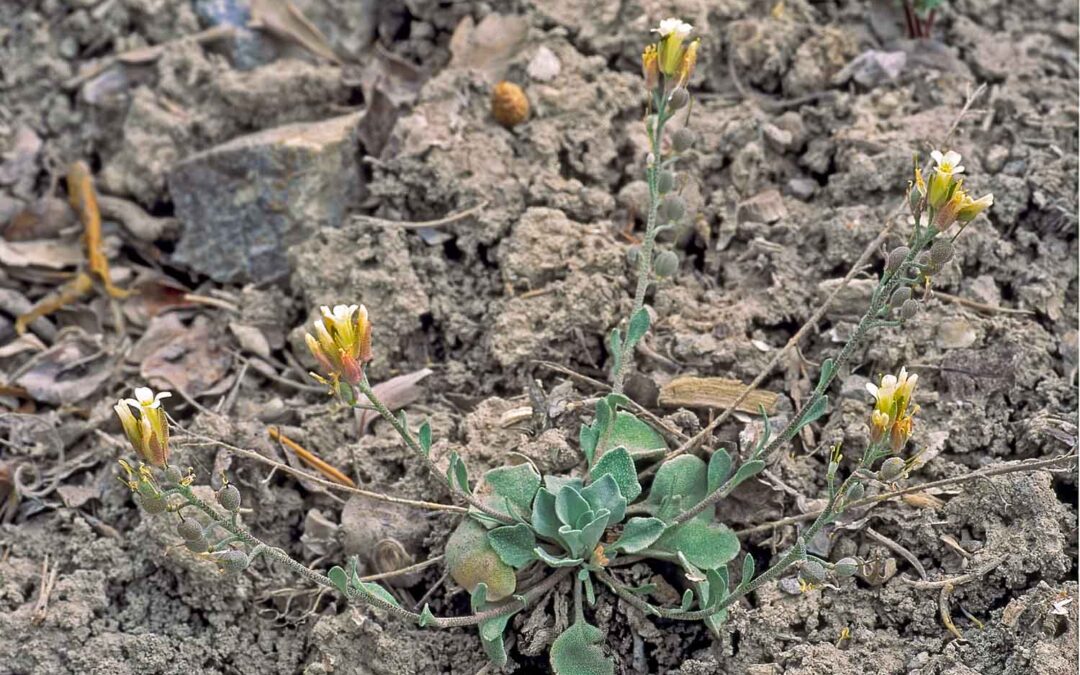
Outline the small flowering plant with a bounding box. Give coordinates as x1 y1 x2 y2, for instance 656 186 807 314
110 18 998 675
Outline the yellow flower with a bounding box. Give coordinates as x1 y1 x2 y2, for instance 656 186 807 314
956 192 994 223
869 410 891 444
653 17 693 76
866 368 919 452
305 304 373 388
642 44 659 90
927 150 964 210
114 387 172 467
931 150 964 176
933 183 966 229
673 38 700 87
913 166 926 198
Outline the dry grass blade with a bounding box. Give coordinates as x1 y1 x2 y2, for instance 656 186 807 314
658 376 778 414
250 0 342 65
268 427 355 488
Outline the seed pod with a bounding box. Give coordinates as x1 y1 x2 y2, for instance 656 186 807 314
139 495 167 515
929 237 954 267
671 127 695 152
654 250 679 278
491 81 529 128
845 482 865 502
900 298 920 321
218 549 249 574
878 457 906 482
177 519 204 542
667 87 689 111
659 194 686 222
217 484 241 512
890 286 912 308
886 246 909 273
799 561 826 584
657 170 675 195
833 557 860 578
626 245 641 265
162 465 184 485
185 535 209 553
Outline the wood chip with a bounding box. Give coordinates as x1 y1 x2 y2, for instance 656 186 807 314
658 376 778 414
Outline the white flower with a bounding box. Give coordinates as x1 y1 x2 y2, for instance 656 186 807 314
930 150 964 176
125 387 172 410
654 18 693 39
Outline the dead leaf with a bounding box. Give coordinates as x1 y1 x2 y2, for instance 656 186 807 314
448 14 528 79
355 368 433 434
658 376 779 414
2 197 78 241
57 484 100 508
136 314 231 396
14 332 113 405
250 0 342 64
228 322 271 359
0 332 47 359
0 238 83 270
901 492 946 509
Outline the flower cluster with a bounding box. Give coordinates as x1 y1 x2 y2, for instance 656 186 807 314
114 387 172 467
914 150 994 230
305 304 373 390
866 368 920 452
642 18 699 104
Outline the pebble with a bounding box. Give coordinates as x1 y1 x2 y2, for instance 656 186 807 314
786 177 818 201
528 46 561 82
936 317 978 349
737 188 788 224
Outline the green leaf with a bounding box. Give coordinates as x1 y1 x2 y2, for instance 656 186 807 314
645 455 708 522
707 448 733 493
579 424 599 466
418 604 436 627
621 583 658 596
608 328 623 379
627 308 650 347
578 511 612 557
531 488 561 539
328 565 349 596
555 486 591 528
580 474 627 524
603 393 632 410
817 358 835 389
679 589 694 612
598 412 667 462
796 395 829 430
740 552 755 587
470 584 514 667
534 547 584 568
727 459 765 492
545 476 584 493
418 421 432 456
484 463 541 516
355 579 402 608
558 526 586 558
447 452 471 495
590 447 641 503
550 620 614 675
612 517 667 554
653 520 740 570
488 524 538 568
579 568 596 606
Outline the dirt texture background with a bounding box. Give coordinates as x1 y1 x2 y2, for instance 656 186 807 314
0 0 1077 673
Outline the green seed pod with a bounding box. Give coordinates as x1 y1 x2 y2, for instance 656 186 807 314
218 549 249 574
900 298 920 321
626 245 641 266
217 484 241 512
799 560 826 584
885 246 909 273
929 237 954 267
845 482 865 502
185 535 209 553
667 87 689 111
654 250 679 278
659 194 686 223
162 466 185 486
890 286 912 308
671 128 695 153
177 519 203 542
657 170 675 195
833 557 860 578
139 495 167 515
878 457 906 482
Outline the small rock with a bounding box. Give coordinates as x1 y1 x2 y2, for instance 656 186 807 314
1002 160 1026 176
762 123 793 151
737 189 788 224
169 113 362 283
936 317 978 349
984 145 1009 174
527 46 561 82
779 576 803 595
786 177 818 201
834 50 907 88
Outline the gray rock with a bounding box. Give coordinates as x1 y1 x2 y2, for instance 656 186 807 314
786 177 818 201
169 113 361 283
737 188 788 224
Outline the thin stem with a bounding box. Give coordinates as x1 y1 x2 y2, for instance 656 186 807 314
355 376 515 525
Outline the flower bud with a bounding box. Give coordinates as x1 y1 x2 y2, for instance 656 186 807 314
878 457 906 482
217 549 250 574
834 557 860 578
306 304 373 389
885 247 909 274
185 535 209 553
671 127 695 152
657 170 675 194
929 238 954 267
217 484 241 512
654 250 679 278
659 194 686 222
114 387 172 468
900 299 920 321
799 561 826 584
667 87 689 111
177 519 204 542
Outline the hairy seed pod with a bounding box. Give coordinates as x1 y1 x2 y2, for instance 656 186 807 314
185 535 209 553
657 170 675 195
162 465 184 485
491 81 529 128
900 298 920 321
659 194 686 222
177 519 204 542
878 457 906 482
800 561 826 584
886 246 909 273
845 482 865 502
139 495 167 515
218 549 249 574
626 245 641 266
671 127 695 153
890 286 912 308
833 557 860 578
217 484 241 512
667 87 689 111
929 237 954 267
654 250 679 278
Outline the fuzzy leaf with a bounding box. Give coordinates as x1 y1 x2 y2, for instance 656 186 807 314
627 308 650 347
418 604 436 627
534 547 584 568
578 511 612 557
740 552 755 587
795 395 829 430
484 463 541 516
488 524 538 568
817 358 835 389
590 446 641 503
445 518 516 601
471 584 514 667
654 520 740 570
598 411 667 462
579 424 600 466
556 485 591 528
728 459 765 491
680 589 694 612
579 568 596 606
545 476 584 493
447 452 471 495
531 488 561 539
646 455 708 522
355 579 402 608
612 517 667 553
580 474 627 524
418 421 432 456
707 448 733 493
604 393 632 410
328 565 349 596
558 526 586 558
550 620 614 675
608 329 623 378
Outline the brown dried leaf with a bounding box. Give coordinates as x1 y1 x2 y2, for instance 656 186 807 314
0 238 83 270
14 332 113 405
901 492 946 510
136 314 231 397
658 376 779 414
448 14 528 79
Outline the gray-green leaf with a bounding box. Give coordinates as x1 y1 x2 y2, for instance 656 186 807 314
612 517 667 553
488 524 538 568
484 463 541 516
590 446 641 503
550 620 614 675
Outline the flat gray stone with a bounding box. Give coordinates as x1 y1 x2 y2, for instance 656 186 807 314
169 113 361 283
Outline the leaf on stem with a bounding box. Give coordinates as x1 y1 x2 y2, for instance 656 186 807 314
418 420 432 456
550 620 614 675
488 523 538 568
612 517 666 553
706 448 732 492
590 447 641 503
483 463 541 517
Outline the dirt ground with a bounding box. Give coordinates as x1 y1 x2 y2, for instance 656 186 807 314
1 1 1077 673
